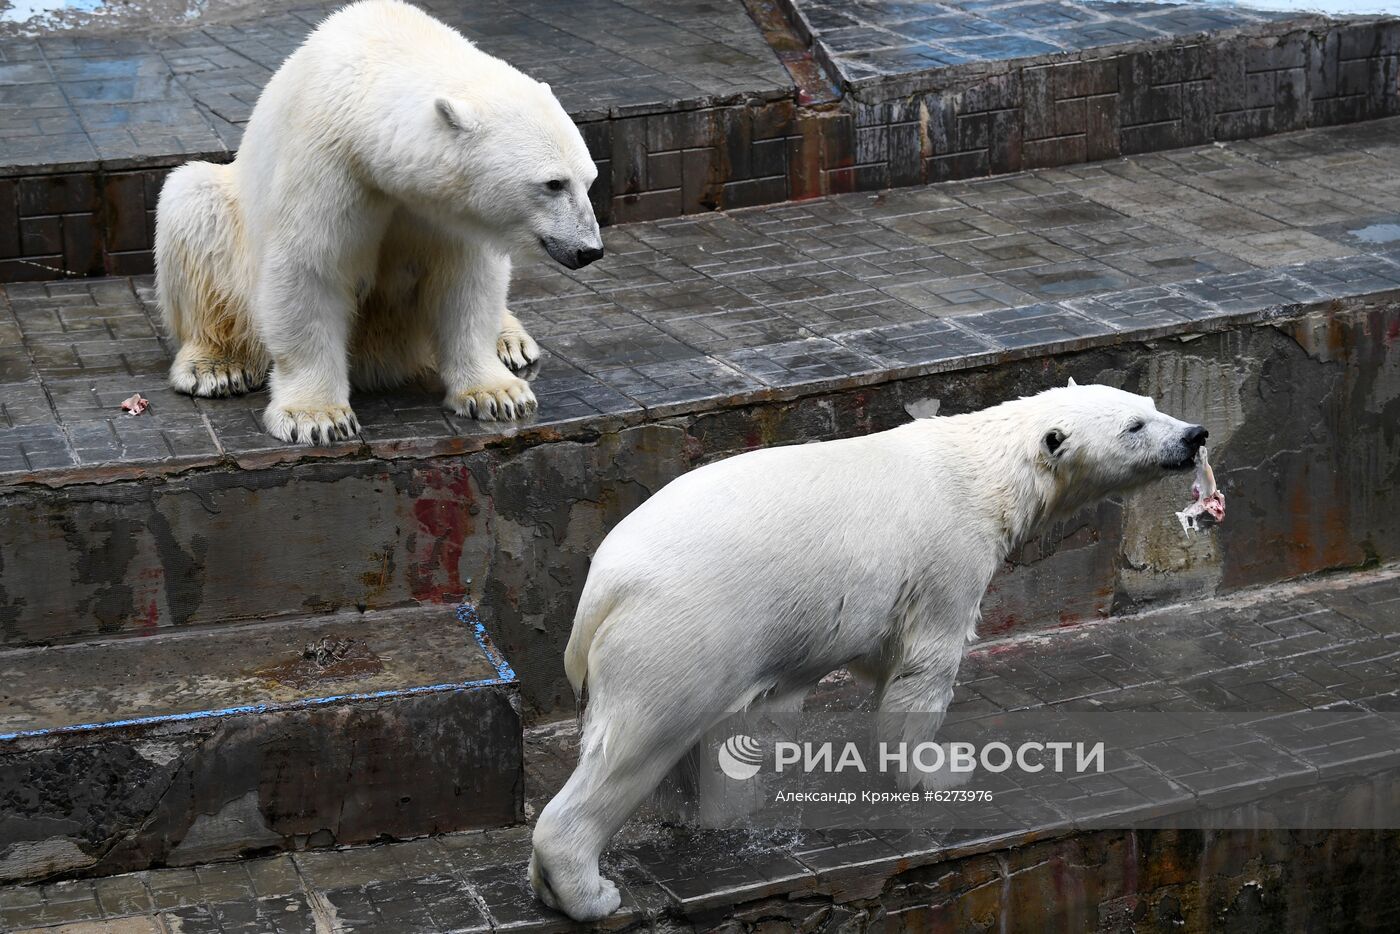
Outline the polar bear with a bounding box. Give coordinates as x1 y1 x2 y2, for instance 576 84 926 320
529 382 1209 920
154 0 602 444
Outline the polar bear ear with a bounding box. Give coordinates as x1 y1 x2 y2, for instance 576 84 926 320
1042 429 1068 460
435 97 479 134
1067 377 1078 387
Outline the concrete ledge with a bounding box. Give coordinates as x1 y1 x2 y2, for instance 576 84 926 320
0 605 523 885
3 292 1397 719
1 3 1396 280
4 124 1400 716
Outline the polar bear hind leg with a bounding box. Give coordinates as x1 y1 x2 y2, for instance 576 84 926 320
531 620 743 921
530 708 683 921
155 162 268 398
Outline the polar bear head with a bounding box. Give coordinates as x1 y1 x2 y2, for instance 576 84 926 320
426 80 603 269
1029 380 1207 509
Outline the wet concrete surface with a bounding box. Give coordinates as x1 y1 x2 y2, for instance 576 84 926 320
791 0 1331 83
2 0 1395 276
0 604 499 733
6 119 1400 483
0 604 524 884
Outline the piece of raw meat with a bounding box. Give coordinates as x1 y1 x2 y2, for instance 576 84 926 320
1176 446 1224 534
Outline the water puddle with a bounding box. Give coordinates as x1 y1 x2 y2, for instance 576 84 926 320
1348 222 1400 244
3 0 100 20
0 0 232 34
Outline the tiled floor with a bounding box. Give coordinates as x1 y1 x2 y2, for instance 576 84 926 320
3 117 1400 481
0 0 792 170
0 0 1332 172
796 0 1305 82
3 564 1398 933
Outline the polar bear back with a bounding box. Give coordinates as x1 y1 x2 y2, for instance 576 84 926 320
569 425 999 696
234 0 560 209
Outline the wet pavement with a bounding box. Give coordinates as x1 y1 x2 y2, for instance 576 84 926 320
3 117 1400 482
3 564 1399 932
0 0 792 170
0 0 1378 171
793 0 1317 83
0 604 525 886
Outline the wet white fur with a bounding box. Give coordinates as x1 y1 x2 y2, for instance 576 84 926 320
530 383 1203 921
154 0 599 444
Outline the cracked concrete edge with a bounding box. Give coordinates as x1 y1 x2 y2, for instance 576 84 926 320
0 286 1376 494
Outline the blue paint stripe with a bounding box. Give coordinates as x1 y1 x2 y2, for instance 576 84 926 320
458 602 518 682
2 603 516 744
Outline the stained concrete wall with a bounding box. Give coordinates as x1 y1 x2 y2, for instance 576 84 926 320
2 302 1397 717
0 685 522 884
708 779 1400 932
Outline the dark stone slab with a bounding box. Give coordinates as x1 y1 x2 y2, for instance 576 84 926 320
0 605 523 885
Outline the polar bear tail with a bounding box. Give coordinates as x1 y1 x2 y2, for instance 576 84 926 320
562 579 619 702
154 161 268 397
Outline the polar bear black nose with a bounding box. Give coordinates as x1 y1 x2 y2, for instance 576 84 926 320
575 245 604 267
1183 425 1208 450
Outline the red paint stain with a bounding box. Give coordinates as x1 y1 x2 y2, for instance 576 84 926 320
409 466 476 603
132 566 164 635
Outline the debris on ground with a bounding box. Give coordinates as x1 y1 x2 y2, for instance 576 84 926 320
304 637 357 668
120 393 150 415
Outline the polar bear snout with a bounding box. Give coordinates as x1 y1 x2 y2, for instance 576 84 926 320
1163 424 1209 470
541 236 604 269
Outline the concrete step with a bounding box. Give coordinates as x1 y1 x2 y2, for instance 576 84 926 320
1 0 1397 279
3 120 1400 719
2 566 1398 932
0 604 523 885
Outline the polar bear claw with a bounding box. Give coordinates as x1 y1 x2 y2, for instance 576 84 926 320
497 314 542 371
447 375 537 421
170 347 268 398
263 404 361 446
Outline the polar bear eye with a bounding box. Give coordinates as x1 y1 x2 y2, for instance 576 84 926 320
1128 420 1145 433
545 179 565 192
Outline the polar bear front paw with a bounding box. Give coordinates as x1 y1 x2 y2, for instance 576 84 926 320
263 403 361 445
170 348 268 398
497 324 541 371
446 375 537 421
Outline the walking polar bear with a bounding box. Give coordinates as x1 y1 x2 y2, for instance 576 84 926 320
530 382 1209 921
154 0 602 444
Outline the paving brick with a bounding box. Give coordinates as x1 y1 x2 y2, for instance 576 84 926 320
835 317 995 369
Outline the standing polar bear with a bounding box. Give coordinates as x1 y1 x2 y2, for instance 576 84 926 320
155 0 602 444
530 382 1210 921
